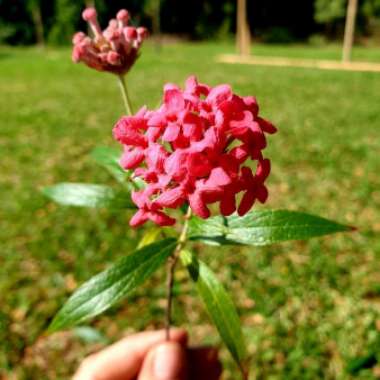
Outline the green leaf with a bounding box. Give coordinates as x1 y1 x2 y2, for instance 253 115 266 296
49 239 176 332
188 215 230 246
43 183 135 210
91 146 127 183
90 146 145 190
137 227 162 249
189 209 353 246
180 250 248 370
72 326 109 344
347 352 377 374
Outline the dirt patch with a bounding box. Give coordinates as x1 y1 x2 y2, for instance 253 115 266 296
218 54 380 73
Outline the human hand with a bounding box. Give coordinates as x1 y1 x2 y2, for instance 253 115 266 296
73 329 222 380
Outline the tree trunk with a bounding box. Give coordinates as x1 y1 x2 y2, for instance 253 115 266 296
236 0 251 56
152 0 161 36
152 0 162 52
31 4 44 46
342 0 358 62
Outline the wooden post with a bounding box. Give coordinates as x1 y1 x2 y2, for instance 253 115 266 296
145 0 162 51
342 0 358 62
31 5 45 46
152 0 161 36
236 0 251 56
28 0 45 46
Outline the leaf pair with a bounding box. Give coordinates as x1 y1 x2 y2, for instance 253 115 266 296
49 238 248 376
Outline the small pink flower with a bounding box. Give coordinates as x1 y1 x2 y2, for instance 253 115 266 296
238 164 269 216
72 7 148 75
113 76 277 227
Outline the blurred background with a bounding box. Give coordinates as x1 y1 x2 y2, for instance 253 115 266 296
1 0 380 379
1 0 380 46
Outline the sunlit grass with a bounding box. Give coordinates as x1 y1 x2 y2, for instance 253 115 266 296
1 41 380 379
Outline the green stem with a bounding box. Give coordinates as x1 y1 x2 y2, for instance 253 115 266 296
238 363 249 380
165 207 192 341
117 75 133 116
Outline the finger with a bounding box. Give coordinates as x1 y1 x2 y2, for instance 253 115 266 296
73 329 188 380
188 347 222 380
138 342 188 380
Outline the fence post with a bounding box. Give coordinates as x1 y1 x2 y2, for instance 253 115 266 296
342 0 358 62
236 0 251 56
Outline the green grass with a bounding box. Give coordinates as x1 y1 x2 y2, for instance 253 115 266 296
1 42 380 379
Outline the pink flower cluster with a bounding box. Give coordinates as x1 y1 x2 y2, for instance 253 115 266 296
72 8 147 75
113 76 277 227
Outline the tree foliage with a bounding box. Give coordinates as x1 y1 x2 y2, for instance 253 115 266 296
314 0 380 35
314 0 346 24
1 0 380 45
47 0 81 45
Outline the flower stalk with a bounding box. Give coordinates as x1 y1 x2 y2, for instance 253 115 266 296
165 207 192 340
117 75 134 116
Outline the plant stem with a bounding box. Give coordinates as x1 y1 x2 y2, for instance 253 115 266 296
165 255 178 341
165 207 192 341
238 363 249 380
117 75 133 116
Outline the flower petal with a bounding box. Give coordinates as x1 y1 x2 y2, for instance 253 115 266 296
164 89 185 113
238 190 256 216
257 185 268 203
220 193 236 216
187 153 212 178
207 84 232 107
113 117 147 147
129 209 149 227
145 144 168 172
162 123 180 142
207 167 231 187
120 148 145 170
149 211 176 226
164 150 188 179
131 190 148 208
188 192 210 219
257 117 277 134
256 159 271 182
154 187 185 208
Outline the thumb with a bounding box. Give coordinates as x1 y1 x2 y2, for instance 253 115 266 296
138 342 188 380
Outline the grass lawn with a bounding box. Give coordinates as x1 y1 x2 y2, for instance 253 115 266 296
1 42 380 379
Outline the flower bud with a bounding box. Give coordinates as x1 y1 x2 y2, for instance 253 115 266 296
82 7 97 22
117 9 130 24
137 27 148 40
72 7 148 75
124 27 137 40
107 51 121 65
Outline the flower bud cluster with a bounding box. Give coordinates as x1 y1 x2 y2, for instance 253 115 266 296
72 8 148 75
113 76 277 227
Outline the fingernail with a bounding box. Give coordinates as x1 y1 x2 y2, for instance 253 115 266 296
153 343 184 380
